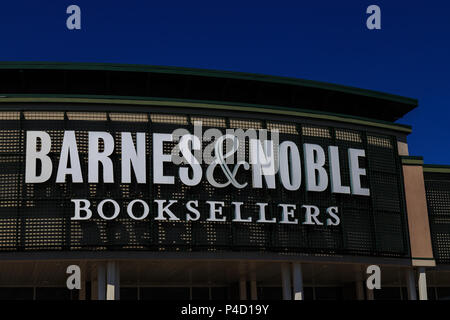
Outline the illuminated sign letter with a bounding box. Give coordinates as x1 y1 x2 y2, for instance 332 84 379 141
279 204 298 224
250 139 276 189
303 143 328 192
71 199 92 220
25 131 53 183
121 132 146 183
256 203 276 223
154 200 180 221
206 201 226 222
232 202 252 222
88 132 115 183
278 141 301 191
348 148 370 196
328 146 350 194
186 200 201 221
56 131 83 183
153 133 174 184
179 134 202 186
302 205 323 225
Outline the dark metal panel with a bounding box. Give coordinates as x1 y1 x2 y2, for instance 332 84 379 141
0 110 410 259
425 171 450 264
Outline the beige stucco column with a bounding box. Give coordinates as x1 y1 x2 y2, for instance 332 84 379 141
401 156 436 268
397 141 409 157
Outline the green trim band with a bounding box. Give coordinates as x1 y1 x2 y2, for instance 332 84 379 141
0 61 418 107
401 156 424 166
423 164 450 174
401 156 424 160
0 94 413 134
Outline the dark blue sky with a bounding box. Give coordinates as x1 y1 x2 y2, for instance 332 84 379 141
0 1 449 164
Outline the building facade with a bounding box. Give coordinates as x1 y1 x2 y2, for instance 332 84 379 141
0 62 448 300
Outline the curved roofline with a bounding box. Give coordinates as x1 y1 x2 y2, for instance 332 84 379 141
0 94 413 133
0 61 418 107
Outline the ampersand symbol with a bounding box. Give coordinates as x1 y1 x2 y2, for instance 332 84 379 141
206 134 249 188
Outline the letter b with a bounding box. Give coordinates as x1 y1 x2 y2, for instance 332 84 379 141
71 199 92 220
25 131 53 183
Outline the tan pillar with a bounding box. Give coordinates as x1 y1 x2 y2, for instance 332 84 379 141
401 158 436 268
397 141 409 156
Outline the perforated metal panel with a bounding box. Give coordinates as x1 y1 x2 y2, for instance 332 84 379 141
0 110 409 257
425 171 450 264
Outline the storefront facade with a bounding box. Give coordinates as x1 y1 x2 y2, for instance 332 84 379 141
0 62 447 300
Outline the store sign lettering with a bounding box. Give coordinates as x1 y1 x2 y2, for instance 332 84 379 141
23 127 371 227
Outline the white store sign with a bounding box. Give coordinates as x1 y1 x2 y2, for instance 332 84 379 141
24 128 371 226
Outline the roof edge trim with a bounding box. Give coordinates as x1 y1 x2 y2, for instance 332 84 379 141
0 94 413 133
423 164 450 173
0 61 419 107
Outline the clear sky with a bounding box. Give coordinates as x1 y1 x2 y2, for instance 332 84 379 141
0 1 449 164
